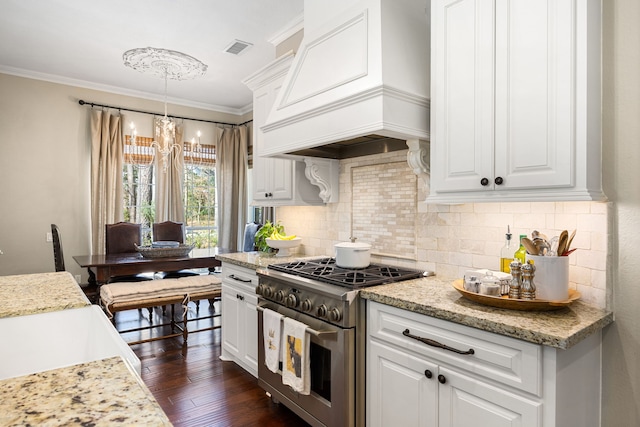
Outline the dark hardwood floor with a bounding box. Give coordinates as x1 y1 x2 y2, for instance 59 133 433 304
113 301 311 427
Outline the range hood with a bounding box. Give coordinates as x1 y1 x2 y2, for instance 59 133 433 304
261 0 431 160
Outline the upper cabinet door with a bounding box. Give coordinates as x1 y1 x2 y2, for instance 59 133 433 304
493 0 574 190
252 81 293 202
429 0 606 203
431 0 495 193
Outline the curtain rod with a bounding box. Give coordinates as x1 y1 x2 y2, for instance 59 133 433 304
78 99 253 127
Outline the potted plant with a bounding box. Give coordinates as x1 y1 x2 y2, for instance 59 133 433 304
254 220 285 253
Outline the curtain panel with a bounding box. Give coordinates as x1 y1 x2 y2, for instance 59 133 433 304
90 109 124 254
155 119 185 223
216 126 248 252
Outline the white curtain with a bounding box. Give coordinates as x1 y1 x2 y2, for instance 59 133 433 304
154 118 185 223
90 109 124 253
216 126 248 251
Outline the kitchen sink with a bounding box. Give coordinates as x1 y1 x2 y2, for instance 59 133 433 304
0 305 140 380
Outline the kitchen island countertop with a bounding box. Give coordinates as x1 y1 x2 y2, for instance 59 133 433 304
360 276 613 350
0 356 171 426
0 271 90 318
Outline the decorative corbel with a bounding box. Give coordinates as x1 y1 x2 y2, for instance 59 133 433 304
406 139 430 188
303 158 340 203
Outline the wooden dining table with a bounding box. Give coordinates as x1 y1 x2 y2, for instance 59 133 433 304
73 248 227 286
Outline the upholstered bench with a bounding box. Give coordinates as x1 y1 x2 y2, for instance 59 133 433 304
99 275 222 345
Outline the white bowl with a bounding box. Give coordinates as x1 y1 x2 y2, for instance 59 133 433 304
266 237 302 257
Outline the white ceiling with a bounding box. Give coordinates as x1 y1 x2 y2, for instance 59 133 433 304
0 0 304 114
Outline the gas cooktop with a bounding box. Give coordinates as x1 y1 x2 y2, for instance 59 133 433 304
267 257 430 288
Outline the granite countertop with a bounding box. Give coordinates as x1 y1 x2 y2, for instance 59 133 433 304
216 253 613 350
216 251 309 270
360 276 613 350
0 356 170 426
0 272 90 318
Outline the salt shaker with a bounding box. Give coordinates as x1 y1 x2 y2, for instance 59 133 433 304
520 262 537 300
509 261 522 299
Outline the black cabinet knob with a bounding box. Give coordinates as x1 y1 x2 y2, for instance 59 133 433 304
480 178 489 186
438 374 446 384
424 370 433 379
495 176 504 185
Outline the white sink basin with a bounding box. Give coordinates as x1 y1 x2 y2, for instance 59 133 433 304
0 305 140 380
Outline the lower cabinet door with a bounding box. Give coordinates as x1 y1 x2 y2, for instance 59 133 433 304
221 285 241 359
437 366 540 427
240 290 258 374
368 339 438 427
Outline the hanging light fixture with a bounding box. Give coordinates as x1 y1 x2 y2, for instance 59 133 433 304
123 47 208 172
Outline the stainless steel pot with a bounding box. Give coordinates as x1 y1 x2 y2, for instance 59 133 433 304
334 238 371 268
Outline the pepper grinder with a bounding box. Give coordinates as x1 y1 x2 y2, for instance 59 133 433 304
520 261 537 300
509 260 522 299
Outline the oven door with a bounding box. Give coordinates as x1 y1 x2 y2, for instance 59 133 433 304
257 300 355 427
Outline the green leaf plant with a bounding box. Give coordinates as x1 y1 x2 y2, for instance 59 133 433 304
254 220 285 252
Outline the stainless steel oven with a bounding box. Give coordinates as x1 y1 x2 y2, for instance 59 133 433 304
255 258 431 427
257 301 354 427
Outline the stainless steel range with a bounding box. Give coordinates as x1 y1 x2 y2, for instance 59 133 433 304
255 258 431 427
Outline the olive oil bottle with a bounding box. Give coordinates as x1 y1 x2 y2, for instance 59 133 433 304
514 234 528 265
500 226 514 273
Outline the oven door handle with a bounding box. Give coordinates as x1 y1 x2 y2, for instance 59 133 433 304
257 304 337 339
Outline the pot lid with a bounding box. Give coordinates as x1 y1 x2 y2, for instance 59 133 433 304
335 237 371 249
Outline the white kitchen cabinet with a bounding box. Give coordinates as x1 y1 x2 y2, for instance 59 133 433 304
220 263 259 377
367 301 603 427
244 52 338 206
429 0 605 203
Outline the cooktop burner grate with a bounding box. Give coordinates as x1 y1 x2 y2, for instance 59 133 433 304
267 258 427 288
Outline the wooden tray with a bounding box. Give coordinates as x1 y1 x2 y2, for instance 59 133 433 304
452 280 580 311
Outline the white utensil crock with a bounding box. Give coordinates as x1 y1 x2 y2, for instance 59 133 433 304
334 240 371 268
526 254 569 300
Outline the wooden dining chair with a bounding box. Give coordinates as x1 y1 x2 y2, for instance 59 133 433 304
152 221 199 279
153 221 185 243
51 224 65 272
106 222 143 254
105 222 153 282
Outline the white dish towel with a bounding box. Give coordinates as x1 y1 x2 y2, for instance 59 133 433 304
281 317 310 394
262 308 283 373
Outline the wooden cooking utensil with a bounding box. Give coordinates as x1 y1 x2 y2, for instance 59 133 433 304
557 230 568 256
566 229 576 253
521 237 539 255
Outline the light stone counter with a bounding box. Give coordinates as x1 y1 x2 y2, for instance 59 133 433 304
0 356 171 426
216 253 613 350
360 276 613 350
216 251 311 270
0 271 90 318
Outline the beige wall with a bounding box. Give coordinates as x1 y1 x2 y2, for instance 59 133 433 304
601 0 640 425
0 73 245 281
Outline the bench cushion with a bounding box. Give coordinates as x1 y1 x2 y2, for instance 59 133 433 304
100 275 222 308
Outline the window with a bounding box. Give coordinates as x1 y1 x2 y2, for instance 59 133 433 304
183 140 217 249
122 135 218 249
123 135 155 244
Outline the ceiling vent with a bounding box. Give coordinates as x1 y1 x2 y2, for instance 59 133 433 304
224 39 253 55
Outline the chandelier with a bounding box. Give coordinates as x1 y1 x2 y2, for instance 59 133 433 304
123 47 207 172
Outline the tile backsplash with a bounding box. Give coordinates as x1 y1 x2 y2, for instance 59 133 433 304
277 150 608 309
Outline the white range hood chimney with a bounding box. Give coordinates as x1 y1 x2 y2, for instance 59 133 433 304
262 0 430 160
